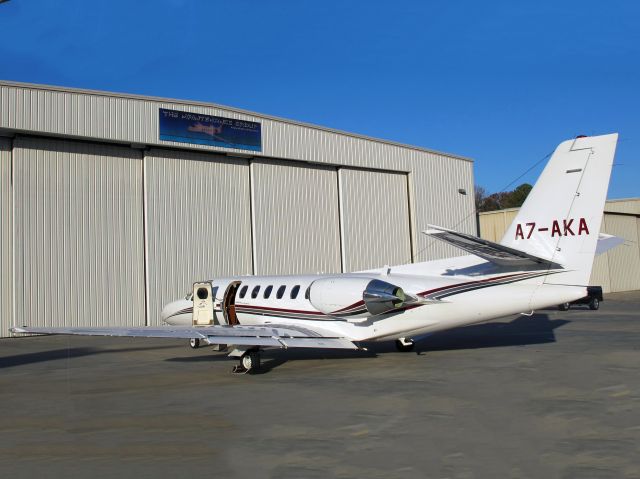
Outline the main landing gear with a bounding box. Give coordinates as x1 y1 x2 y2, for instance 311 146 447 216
232 348 261 375
189 338 200 349
395 337 415 352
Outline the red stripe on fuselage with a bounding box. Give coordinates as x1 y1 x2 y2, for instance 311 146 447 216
417 272 532 297
333 300 365 313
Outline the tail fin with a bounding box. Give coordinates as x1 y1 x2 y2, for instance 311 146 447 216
501 134 618 285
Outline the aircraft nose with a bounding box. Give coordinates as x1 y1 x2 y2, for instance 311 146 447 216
160 303 172 323
160 299 192 325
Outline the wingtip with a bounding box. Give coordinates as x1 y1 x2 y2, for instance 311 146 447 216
422 224 453 236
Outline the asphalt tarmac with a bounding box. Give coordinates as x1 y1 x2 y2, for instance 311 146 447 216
1 291 639 479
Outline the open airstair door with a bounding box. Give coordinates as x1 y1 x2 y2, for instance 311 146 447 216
192 282 215 326
222 281 241 325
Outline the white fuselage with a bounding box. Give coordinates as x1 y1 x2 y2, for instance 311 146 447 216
161 254 586 344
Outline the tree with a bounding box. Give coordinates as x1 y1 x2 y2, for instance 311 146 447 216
475 183 532 212
506 183 532 208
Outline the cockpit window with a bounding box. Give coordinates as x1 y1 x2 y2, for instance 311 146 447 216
251 285 260 299
264 285 273 299
185 292 194 301
211 286 218 300
276 285 286 299
304 285 311 300
290 285 300 299
239 285 248 299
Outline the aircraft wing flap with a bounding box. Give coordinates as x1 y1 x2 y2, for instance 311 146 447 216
423 224 559 268
277 337 359 349
10 324 359 350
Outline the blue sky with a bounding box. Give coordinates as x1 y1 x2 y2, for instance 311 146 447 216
1 0 638 198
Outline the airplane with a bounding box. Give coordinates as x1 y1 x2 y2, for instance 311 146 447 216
12 133 622 374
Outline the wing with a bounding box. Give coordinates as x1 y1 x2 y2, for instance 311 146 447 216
423 224 560 268
10 324 359 350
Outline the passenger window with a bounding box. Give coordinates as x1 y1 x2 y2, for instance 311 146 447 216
304 286 311 300
291 285 300 299
276 285 286 299
264 285 273 299
239 285 248 299
251 285 260 299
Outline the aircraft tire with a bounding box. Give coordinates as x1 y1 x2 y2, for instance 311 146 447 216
241 351 261 371
189 338 200 349
558 302 570 311
589 298 600 310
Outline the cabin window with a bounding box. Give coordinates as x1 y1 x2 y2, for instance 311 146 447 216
276 285 286 299
251 285 261 299
264 285 273 299
304 286 311 300
239 285 248 299
290 285 300 299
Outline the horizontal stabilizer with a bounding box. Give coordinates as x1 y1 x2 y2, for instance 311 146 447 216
596 233 625 255
423 225 560 268
10 324 359 350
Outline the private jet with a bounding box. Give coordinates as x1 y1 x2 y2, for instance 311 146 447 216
12 134 622 374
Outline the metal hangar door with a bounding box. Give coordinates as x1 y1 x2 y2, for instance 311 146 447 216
339 168 412 272
12 137 146 328
251 160 341 275
144 148 252 325
0 138 12 336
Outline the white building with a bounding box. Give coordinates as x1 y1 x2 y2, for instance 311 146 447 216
0 81 475 336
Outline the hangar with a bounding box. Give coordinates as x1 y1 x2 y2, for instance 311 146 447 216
0 81 475 337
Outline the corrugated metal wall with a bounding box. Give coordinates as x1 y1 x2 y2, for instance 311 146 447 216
479 204 640 293
605 199 640 215
12 137 146 328
411 154 478 261
0 138 12 336
0 83 471 170
0 82 475 242
590 214 612 292
478 208 519 243
144 148 252 325
251 160 341 275
603 214 640 292
339 169 412 272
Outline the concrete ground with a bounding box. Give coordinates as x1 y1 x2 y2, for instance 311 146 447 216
1 292 639 479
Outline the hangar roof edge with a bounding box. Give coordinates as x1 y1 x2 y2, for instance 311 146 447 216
0 80 473 163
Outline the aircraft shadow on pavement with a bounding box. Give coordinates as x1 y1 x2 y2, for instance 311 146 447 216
0 315 568 372
266 314 569 372
167 313 569 374
0 345 177 369
412 313 570 354
165 347 375 374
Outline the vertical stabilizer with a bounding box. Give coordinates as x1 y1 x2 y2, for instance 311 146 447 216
501 134 618 285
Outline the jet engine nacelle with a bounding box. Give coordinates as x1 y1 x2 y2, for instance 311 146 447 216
309 277 411 318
